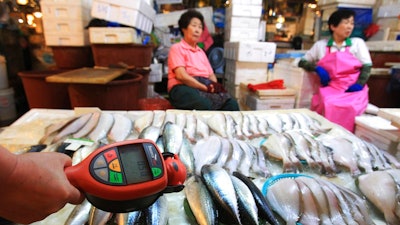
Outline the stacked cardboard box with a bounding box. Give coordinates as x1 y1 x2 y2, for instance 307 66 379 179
41 0 92 46
223 1 276 109
91 0 156 34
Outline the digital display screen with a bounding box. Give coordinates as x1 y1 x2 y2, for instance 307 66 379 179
119 144 152 184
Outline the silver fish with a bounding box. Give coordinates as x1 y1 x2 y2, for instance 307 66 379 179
133 112 154 134
232 172 278 225
88 206 112 225
73 112 100 138
295 179 320 225
126 210 142 225
235 139 254 177
184 176 218 225
193 136 222 175
230 176 259 225
215 137 233 168
284 130 318 168
225 113 237 139
296 176 332 224
138 125 161 143
152 110 166 128
52 113 93 144
265 178 300 225
184 113 197 143
207 113 227 138
108 113 132 142
316 179 358 225
64 199 92 225
195 114 210 139
224 138 243 174
178 136 195 176
88 113 114 142
162 121 183 154
201 164 240 224
144 195 168 225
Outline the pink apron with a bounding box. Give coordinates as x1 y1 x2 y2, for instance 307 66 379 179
311 46 369 132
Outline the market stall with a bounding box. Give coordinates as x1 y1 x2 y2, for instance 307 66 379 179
0 107 397 225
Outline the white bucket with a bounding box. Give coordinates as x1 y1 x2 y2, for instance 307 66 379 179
0 55 8 89
0 87 17 121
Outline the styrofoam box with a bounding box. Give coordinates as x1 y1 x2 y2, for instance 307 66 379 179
224 27 260 42
96 0 156 21
245 94 295 110
42 20 88 34
355 115 400 155
378 4 400 18
377 18 400 30
40 0 92 8
225 4 262 18
91 0 155 33
318 0 376 6
224 41 277 63
381 0 400 5
45 30 90 46
89 27 141 44
366 41 400 51
230 0 262 5
271 62 320 109
149 63 162 83
225 59 268 85
41 2 92 21
225 16 260 29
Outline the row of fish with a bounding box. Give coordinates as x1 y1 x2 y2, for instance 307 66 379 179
357 169 400 225
65 196 168 225
264 174 375 225
261 129 400 176
38 110 328 147
184 164 278 225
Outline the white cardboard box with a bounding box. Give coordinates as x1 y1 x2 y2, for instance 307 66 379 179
91 0 155 33
225 16 260 29
44 30 90 46
224 27 260 42
224 41 276 63
42 20 88 34
41 2 92 21
271 62 320 109
318 0 376 6
355 114 400 155
378 4 400 18
89 27 141 44
224 59 268 85
366 41 400 51
225 4 263 18
245 94 296 110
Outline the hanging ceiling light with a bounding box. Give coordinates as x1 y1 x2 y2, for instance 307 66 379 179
17 0 29 5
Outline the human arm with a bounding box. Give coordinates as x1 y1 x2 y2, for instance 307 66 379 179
174 66 208 91
346 64 372 92
298 59 330 86
0 146 84 224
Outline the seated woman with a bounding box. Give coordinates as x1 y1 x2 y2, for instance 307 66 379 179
167 9 239 111
298 9 372 132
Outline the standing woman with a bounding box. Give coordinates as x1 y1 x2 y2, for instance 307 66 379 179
298 9 372 132
167 9 239 111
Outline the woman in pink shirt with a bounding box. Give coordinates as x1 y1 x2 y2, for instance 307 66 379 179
167 9 239 111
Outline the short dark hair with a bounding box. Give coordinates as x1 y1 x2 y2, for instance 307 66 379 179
178 9 204 36
328 9 355 34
